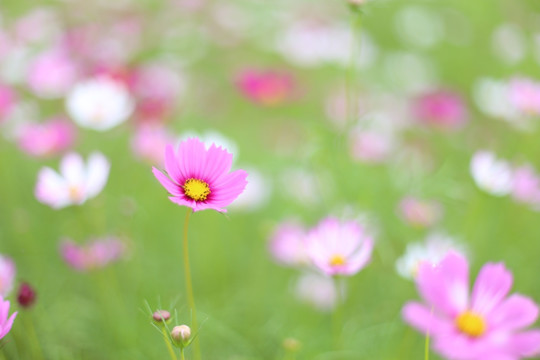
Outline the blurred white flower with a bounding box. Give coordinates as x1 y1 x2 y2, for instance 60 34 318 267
229 167 271 211
66 76 134 131
179 130 239 160
396 231 466 280
293 272 340 312
470 151 513 196
491 23 526 65
35 152 110 209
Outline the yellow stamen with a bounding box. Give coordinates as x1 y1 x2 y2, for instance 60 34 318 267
329 255 346 267
69 186 83 202
183 178 211 201
455 311 486 337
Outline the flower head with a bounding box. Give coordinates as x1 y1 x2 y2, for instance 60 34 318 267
398 197 443 228
152 138 248 213
268 221 309 267
0 296 17 340
0 255 16 297
235 69 296 106
60 237 126 271
17 117 75 157
304 217 374 276
17 282 36 308
413 90 468 130
470 151 513 196
35 152 110 209
403 252 540 359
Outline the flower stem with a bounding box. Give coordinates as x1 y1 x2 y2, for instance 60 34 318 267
161 327 178 360
332 276 344 350
180 348 186 360
424 306 433 360
182 209 201 360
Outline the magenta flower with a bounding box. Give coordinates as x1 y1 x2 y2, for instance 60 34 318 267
235 69 296 106
17 117 75 158
60 237 126 271
131 125 175 167
0 296 16 340
413 90 468 130
304 217 373 276
403 252 540 359
0 255 15 297
152 138 248 213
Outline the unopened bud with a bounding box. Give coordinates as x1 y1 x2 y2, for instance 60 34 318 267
283 337 301 352
152 310 171 324
348 0 368 11
17 282 36 308
171 325 191 347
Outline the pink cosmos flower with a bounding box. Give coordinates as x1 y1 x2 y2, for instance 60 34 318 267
153 138 248 212
0 84 16 121
349 129 395 164
269 221 309 267
508 78 540 116
304 217 374 276
0 296 17 340
131 125 175 166
60 237 126 271
403 252 540 359
413 90 468 130
35 152 110 209
398 197 443 228
511 165 540 207
0 255 16 297
235 69 296 106
17 117 75 157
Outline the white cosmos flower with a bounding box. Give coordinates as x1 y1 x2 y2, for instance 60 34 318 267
470 151 513 196
66 76 134 131
35 152 110 209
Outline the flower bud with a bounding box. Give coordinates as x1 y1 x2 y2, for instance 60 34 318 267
17 282 36 308
171 325 191 347
283 337 301 352
152 310 171 324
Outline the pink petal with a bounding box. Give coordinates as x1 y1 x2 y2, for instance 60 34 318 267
178 138 206 180
489 294 539 331
210 169 248 202
416 251 469 317
201 143 233 184
152 167 183 196
164 144 183 183
345 237 373 275
402 301 451 335
471 262 513 315
507 330 540 356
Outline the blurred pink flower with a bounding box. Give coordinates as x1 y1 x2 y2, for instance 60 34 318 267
17 117 75 157
0 84 17 121
235 69 296 106
26 47 79 98
509 78 540 116
0 255 16 297
349 130 394 164
403 252 540 359
131 125 175 166
512 165 540 206
152 138 248 213
413 90 468 130
60 237 126 271
398 197 443 228
0 296 17 340
35 152 110 209
304 217 373 276
269 221 309 267
470 151 513 196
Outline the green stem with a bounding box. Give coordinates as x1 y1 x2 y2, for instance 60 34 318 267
332 276 344 350
180 348 186 360
23 314 45 360
161 328 178 360
182 209 201 360
424 306 434 360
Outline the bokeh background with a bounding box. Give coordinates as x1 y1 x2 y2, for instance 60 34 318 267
1 0 540 358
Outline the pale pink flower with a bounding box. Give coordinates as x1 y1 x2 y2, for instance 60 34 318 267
0 84 17 121
131 125 175 166
0 256 16 297
413 90 468 130
398 197 443 228
470 151 513 196
17 117 75 157
349 129 395 164
512 165 540 206
60 237 126 271
35 152 110 209
304 217 374 276
235 69 296 106
294 272 339 312
509 78 540 116
0 296 17 340
403 252 540 359
152 138 248 212
269 221 309 267
26 47 79 98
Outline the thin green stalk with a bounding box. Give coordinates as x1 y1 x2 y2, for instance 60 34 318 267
425 306 434 360
161 328 178 360
23 314 45 360
180 348 186 360
182 209 201 360
332 276 344 350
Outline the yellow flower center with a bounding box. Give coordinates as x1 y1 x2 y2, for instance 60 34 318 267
329 255 346 267
183 178 211 201
69 186 83 202
455 311 486 337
